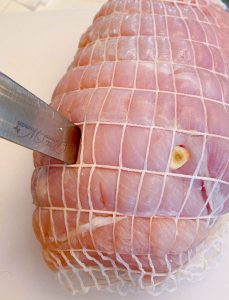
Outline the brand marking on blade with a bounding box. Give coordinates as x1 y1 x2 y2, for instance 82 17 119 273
13 120 67 154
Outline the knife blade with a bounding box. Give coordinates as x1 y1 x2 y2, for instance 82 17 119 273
0 72 81 164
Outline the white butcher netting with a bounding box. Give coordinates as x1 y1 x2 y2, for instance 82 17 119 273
32 0 229 296
85 0 227 9
43 215 229 295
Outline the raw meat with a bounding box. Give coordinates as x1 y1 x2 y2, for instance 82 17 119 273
32 0 229 295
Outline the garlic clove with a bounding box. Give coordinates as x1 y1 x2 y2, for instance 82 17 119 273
170 145 190 170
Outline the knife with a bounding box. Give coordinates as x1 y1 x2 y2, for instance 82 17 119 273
0 72 81 164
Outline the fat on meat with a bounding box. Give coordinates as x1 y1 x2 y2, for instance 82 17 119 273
31 0 229 294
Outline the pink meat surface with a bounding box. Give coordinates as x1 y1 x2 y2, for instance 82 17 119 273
32 0 229 293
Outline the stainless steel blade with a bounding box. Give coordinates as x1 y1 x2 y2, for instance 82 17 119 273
0 72 81 164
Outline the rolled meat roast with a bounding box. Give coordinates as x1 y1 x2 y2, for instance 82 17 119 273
32 0 229 295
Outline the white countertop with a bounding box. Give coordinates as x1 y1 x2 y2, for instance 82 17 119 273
0 2 229 300
0 0 105 13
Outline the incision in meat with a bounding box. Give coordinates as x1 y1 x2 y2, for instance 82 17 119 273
31 0 229 295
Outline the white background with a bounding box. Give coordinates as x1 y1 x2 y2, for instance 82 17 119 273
0 1 229 300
